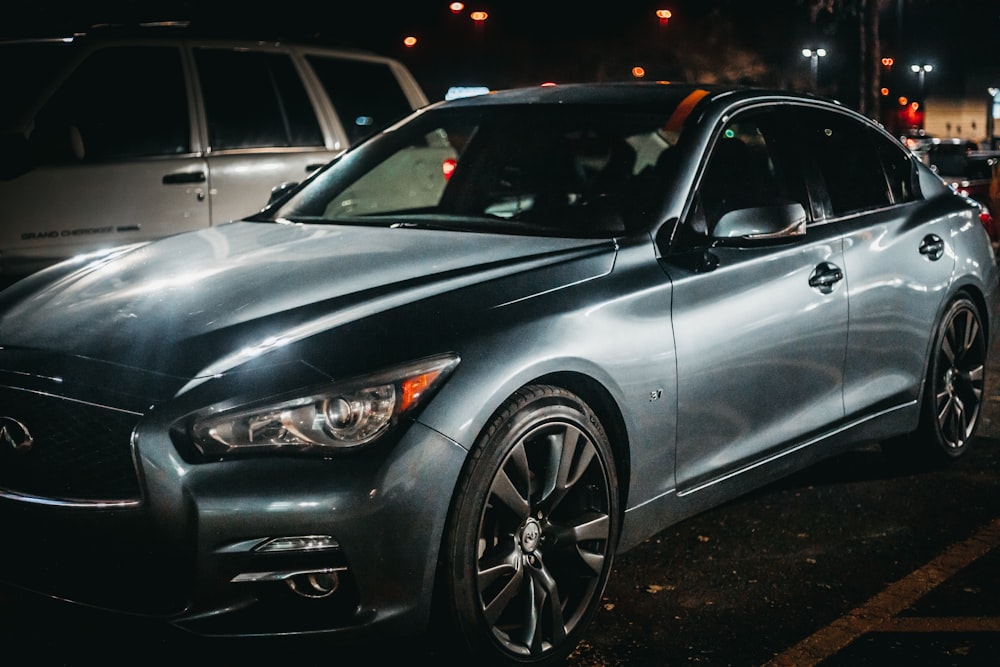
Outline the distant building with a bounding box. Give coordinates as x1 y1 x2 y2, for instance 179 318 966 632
916 69 1000 148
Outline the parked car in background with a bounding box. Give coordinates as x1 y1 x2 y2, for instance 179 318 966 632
924 141 1000 247
0 82 996 666
900 128 939 160
0 23 428 281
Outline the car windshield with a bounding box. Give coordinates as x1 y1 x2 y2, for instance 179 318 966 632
271 104 683 236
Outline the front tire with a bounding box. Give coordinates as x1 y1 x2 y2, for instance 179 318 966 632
439 385 620 666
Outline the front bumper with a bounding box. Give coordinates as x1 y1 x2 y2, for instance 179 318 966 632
0 366 467 639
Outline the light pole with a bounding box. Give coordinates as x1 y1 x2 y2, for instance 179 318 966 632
910 64 933 100
801 48 827 89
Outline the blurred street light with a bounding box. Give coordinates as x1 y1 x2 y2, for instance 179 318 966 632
801 48 827 89
656 9 673 26
910 63 933 99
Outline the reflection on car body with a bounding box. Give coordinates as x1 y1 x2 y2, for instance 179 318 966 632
0 82 996 666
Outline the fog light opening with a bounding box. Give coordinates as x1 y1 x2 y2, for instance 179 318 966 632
287 570 340 598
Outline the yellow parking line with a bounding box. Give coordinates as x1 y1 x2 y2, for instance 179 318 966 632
881 616 1000 632
762 516 1000 667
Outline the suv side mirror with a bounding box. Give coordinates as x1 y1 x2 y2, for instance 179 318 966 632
0 131 33 180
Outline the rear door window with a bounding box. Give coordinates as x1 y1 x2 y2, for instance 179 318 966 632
194 48 324 150
799 109 896 217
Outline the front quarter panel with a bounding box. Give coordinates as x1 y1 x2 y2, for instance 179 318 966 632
412 236 679 516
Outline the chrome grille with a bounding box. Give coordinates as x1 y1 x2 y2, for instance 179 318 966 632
0 386 142 504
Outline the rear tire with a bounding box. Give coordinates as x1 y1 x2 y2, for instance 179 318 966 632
883 295 987 466
438 385 620 666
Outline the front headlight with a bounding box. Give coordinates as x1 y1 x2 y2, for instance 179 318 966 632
188 353 459 459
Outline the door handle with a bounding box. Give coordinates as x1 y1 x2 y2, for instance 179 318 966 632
808 262 844 294
919 234 945 261
162 171 206 185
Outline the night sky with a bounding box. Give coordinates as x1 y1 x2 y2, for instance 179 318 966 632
5 1 998 105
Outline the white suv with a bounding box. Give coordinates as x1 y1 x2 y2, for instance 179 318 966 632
0 27 429 280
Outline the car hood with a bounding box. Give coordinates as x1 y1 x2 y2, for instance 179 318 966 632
0 221 615 382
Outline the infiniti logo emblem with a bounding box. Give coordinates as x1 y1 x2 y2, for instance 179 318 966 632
0 417 33 452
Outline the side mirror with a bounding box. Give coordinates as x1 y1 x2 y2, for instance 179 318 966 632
713 202 807 241
267 180 299 207
0 131 33 180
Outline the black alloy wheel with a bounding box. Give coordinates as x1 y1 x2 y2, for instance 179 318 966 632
440 385 620 666
926 296 987 456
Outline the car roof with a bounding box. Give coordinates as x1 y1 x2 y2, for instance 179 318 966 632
434 81 834 112
0 21 382 57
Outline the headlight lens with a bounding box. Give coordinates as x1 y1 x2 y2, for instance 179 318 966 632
189 354 459 458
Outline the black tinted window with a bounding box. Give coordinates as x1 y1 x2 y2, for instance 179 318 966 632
30 45 189 162
307 55 414 144
692 109 809 236
802 110 893 216
877 133 918 204
195 48 324 150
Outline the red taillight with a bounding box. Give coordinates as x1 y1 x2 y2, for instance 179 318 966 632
442 158 457 180
979 210 997 242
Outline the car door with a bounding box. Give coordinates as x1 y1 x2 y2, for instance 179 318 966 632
794 106 958 422
0 43 209 273
664 106 849 492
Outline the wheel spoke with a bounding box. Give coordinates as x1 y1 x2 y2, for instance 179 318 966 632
481 562 525 626
938 392 973 448
960 310 979 355
546 511 610 574
940 331 956 366
477 543 520 592
964 363 985 384
539 425 597 514
524 561 567 651
489 445 532 520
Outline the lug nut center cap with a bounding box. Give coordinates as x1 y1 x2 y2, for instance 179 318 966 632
520 519 542 553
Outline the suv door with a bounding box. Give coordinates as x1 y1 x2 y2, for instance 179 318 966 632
0 43 209 275
194 45 428 225
666 105 849 491
193 46 336 224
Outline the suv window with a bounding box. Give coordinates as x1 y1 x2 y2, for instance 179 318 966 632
0 41 76 130
30 45 189 162
194 48 325 150
307 54 416 144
